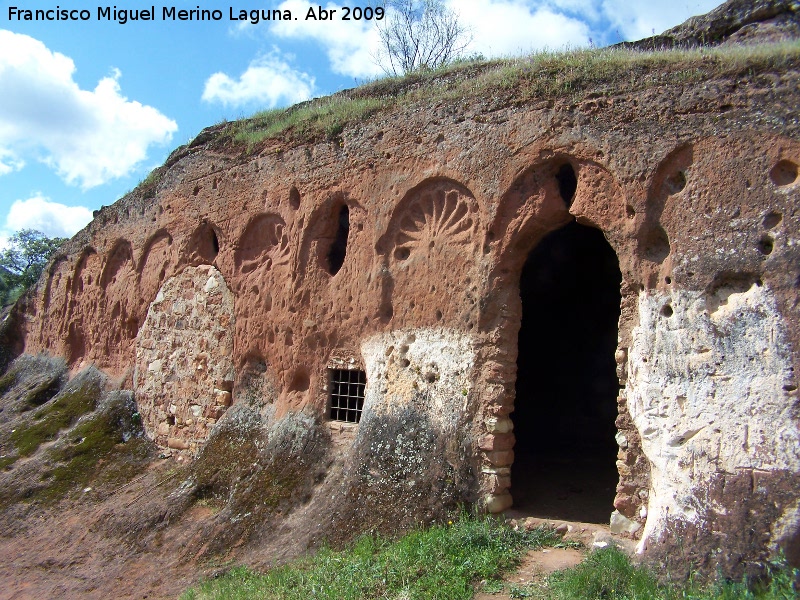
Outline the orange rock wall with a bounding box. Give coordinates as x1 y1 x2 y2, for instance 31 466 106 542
15 66 800 575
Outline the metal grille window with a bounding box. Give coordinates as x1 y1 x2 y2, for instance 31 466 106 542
329 368 366 423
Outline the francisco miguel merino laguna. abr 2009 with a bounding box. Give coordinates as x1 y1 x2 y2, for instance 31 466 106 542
7 5 385 24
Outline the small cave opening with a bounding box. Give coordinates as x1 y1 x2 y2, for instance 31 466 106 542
555 163 577 206
327 204 350 276
511 220 622 524
191 222 220 263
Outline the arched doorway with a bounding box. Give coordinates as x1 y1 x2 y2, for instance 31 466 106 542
511 220 622 523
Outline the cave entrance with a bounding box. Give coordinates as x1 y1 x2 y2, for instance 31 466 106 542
511 220 621 524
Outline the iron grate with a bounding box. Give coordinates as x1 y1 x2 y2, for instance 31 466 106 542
329 368 366 424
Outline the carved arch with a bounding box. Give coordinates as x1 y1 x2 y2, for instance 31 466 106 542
138 229 176 312
100 239 134 290
491 156 629 276
185 221 222 265
296 192 363 286
138 229 173 274
375 177 481 327
235 213 290 274
42 254 69 311
71 247 100 295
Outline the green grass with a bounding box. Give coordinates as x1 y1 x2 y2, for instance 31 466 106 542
533 547 798 600
541 546 664 599
182 523 798 600
213 40 800 153
10 380 99 457
181 514 566 600
225 96 387 148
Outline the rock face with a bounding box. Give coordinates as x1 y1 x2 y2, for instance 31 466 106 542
6 8 800 581
618 0 799 49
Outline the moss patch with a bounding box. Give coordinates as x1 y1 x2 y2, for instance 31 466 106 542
187 407 327 557
193 425 308 512
11 379 100 456
0 369 17 395
36 393 150 503
22 373 63 407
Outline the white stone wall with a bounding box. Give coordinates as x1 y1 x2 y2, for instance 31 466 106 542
360 328 476 432
134 265 235 452
627 283 800 551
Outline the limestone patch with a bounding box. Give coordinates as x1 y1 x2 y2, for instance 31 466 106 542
361 327 476 433
627 283 799 552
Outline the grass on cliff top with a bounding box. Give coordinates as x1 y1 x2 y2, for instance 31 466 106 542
181 514 568 600
222 39 800 150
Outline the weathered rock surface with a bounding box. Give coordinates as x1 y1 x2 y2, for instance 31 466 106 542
618 0 799 49
134 264 235 452
1 1 799 591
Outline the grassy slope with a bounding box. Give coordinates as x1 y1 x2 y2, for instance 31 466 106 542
215 40 800 150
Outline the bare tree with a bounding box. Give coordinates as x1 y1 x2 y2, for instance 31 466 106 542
374 0 471 75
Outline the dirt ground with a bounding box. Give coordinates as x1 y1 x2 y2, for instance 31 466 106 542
0 458 635 600
473 547 585 600
0 459 202 600
474 516 637 600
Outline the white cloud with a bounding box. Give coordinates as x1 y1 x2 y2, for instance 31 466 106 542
270 1 383 78
451 0 591 56
0 30 177 190
202 51 315 108
267 1 591 76
600 0 723 41
5 195 93 239
547 0 602 21
0 148 24 176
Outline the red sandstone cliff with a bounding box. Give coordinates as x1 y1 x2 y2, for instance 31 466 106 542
0 2 798 597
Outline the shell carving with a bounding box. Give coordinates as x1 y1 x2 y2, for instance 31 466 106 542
392 186 475 260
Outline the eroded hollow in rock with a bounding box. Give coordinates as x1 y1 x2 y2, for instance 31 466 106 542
327 204 350 276
555 163 577 207
770 159 798 186
512 220 622 523
190 222 220 263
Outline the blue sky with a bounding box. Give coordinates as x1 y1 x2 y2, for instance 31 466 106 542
0 0 723 244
